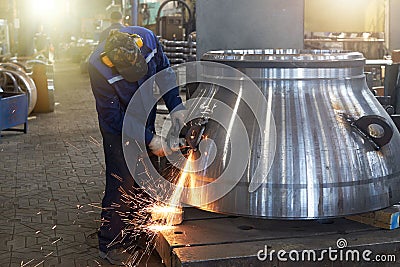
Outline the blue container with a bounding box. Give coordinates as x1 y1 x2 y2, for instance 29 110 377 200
0 92 28 136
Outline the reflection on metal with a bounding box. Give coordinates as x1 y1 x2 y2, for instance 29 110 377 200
188 49 400 219
0 62 37 114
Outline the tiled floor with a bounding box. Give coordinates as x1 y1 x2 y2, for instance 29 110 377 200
0 60 165 267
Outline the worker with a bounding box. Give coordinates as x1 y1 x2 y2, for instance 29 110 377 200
99 11 124 43
88 26 186 265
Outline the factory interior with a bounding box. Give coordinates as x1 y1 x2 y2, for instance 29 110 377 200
1 0 400 266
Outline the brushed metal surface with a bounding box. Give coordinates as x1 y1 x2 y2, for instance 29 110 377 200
186 49 400 219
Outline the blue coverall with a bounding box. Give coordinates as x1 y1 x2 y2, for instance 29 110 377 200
88 26 183 253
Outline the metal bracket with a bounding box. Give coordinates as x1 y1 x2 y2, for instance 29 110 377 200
351 115 393 150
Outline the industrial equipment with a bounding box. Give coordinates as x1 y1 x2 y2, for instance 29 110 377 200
364 58 400 113
27 60 55 113
0 19 10 56
159 15 183 40
304 32 386 60
160 39 196 66
0 57 55 114
0 62 37 114
0 92 28 136
182 49 400 219
156 0 194 40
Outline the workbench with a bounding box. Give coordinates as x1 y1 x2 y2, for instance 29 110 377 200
156 208 400 266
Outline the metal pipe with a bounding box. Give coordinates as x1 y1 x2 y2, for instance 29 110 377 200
131 0 138 26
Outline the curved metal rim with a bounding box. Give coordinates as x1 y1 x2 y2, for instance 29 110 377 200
201 49 365 68
0 68 37 114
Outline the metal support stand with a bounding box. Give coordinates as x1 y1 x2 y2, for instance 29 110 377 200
156 208 400 267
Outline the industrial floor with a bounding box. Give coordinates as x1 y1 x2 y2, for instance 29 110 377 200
0 60 165 267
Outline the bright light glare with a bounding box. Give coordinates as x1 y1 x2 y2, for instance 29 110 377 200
147 224 174 232
31 0 56 16
150 205 181 214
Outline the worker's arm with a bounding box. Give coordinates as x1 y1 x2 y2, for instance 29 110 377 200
88 64 125 135
153 34 184 113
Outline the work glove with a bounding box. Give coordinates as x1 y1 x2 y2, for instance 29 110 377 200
169 109 188 151
148 135 172 157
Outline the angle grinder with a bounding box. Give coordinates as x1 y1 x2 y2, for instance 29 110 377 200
167 117 208 157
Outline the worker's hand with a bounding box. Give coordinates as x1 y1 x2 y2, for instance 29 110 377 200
148 135 172 157
170 109 188 132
